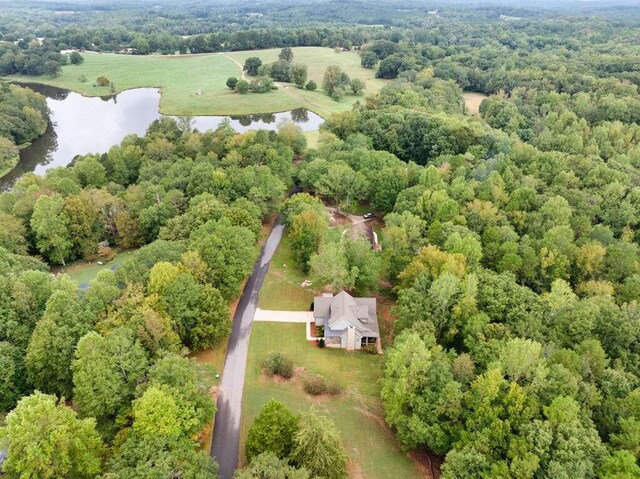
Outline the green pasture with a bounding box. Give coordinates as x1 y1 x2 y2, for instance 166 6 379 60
6 47 387 118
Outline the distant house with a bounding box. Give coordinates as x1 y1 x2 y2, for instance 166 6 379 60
313 291 379 350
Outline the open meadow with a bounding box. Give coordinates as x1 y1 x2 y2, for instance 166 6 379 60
52 249 137 288
6 47 387 118
463 92 488 115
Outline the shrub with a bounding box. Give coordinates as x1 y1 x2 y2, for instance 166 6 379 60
96 245 115 261
96 76 110 87
305 80 317 91
226 77 238 89
69 51 84 65
249 76 274 94
263 351 294 378
236 79 250 94
317 338 326 348
78 74 87 83
303 374 343 396
361 344 377 354
350 78 365 95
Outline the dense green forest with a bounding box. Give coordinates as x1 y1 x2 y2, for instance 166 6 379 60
0 82 48 176
313 75 640 475
0 0 640 478
312 40 640 479
0 118 302 476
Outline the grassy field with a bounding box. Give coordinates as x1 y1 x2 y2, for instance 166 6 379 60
258 231 315 311
6 47 387 118
343 200 373 216
241 322 421 478
463 92 488 115
54 250 138 288
226 47 385 91
304 130 321 149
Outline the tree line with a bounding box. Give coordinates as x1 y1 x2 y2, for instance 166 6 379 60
0 118 308 478
0 82 49 177
313 38 640 478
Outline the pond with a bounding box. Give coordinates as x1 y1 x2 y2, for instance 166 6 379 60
1 84 323 189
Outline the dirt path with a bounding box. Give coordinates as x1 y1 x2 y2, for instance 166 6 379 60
325 207 375 246
346 214 374 244
220 53 246 80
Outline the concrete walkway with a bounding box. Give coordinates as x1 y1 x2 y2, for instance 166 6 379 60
253 308 313 323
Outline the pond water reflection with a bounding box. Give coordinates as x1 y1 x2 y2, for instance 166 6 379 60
1 84 323 189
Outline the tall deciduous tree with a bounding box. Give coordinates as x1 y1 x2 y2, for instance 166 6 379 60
360 51 378 68
0 212 28 255
189 221 257 300
146 353 216 438
26 288 93 397
30 194 72 265
289 210 328 272
63 194 102 259
0 136 18 174
2 392 103 479
279 47 293 62
314 162 367 211
236 452 310 479
106 433 217 479
69 51 84 65
381 331 463 454
322 65 350 100
290 410 347 479
72 328 149 423
244 57 262 76
344 237 381 294
290 64 308 87
246 400 299 462
0 341 27 412
309 241 354 291
149 262 231 349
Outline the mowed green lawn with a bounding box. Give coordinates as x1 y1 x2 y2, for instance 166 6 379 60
6 47 387 118
54 249 138 288
258 231 315 311
241 322 421 478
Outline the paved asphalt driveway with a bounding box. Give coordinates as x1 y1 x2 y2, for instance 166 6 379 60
210 222 284 479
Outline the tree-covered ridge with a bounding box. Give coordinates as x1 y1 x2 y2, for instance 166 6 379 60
3 1 640 94
315 59 640 477
0 118 303 477
0 82 48 175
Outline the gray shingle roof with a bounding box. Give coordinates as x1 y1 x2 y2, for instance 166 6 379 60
313 291 379 337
